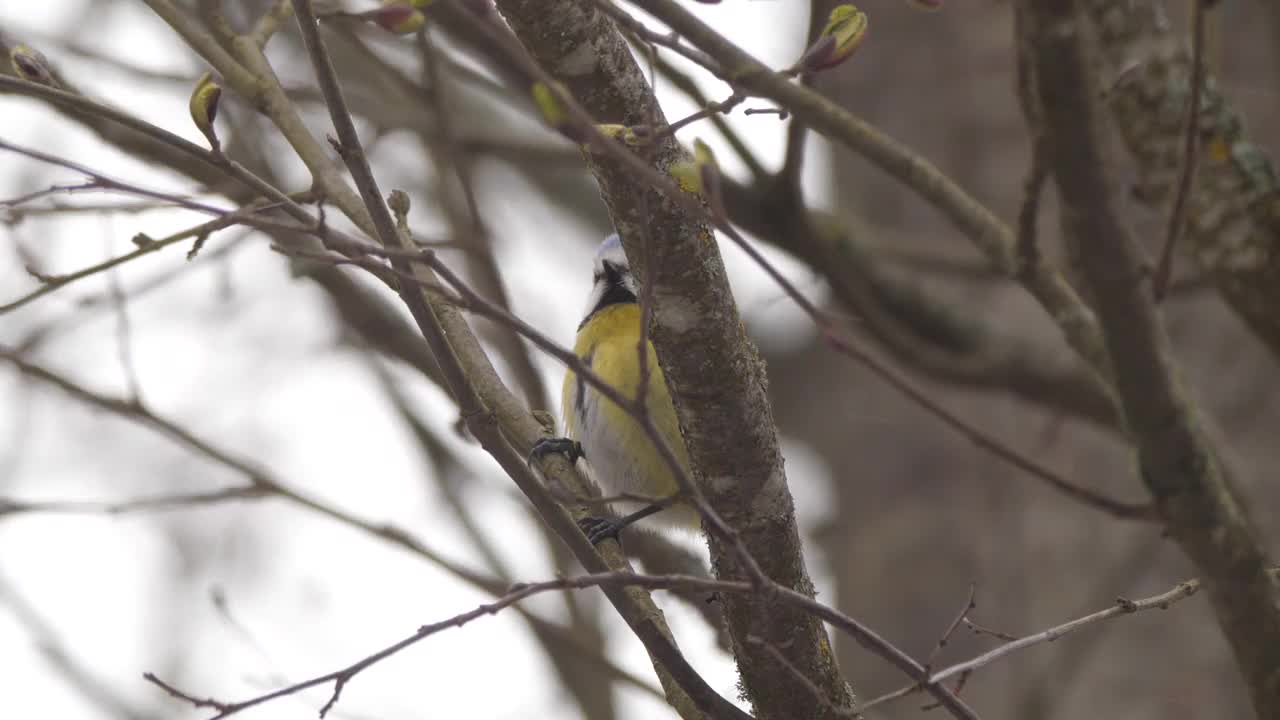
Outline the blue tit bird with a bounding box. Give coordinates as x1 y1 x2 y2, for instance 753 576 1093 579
532 234 698 544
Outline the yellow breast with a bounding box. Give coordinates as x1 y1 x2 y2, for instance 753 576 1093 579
561 304 697 528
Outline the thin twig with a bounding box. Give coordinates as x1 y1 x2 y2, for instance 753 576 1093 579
778 0 824 186
649 52 769 181
590 0 721 73
0 486 268 517
859 579 1205 713
820 331 1152 520
925 583 977 674
145 570 741 719
0 138 228 216
1016 134 1049 276
661 93 745 138
1152 0 1206 301
102 218 144 403
962 618 1019 643
1 199 286 314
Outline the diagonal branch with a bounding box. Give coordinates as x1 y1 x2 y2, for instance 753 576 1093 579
861 571 1262 712
282 3 748 717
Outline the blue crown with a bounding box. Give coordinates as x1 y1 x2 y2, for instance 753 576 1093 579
596 233 622 258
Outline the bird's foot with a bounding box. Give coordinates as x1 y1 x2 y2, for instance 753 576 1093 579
578 502 671 546
528 437 584 466
578 515 626 545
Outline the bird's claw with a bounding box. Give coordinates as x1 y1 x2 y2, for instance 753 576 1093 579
528 437 584 466
577 515 625 546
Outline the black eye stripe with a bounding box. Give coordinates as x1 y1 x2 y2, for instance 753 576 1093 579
594 261 630 287
603 261 625 285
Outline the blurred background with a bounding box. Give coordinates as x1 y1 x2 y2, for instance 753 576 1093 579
1 1 1278 718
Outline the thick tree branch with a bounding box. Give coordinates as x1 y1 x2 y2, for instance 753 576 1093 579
1084 0 1280 358
490 2 858 717
1023 2 1280 714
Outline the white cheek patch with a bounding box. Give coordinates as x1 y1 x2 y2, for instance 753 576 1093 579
582 282 606 319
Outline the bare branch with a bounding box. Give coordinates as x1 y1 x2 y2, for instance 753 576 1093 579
144 570 735 719
0 486 269 517
862 577 1210 712
144 566 982 720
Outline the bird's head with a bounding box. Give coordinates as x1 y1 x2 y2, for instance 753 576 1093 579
582 233 639 323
